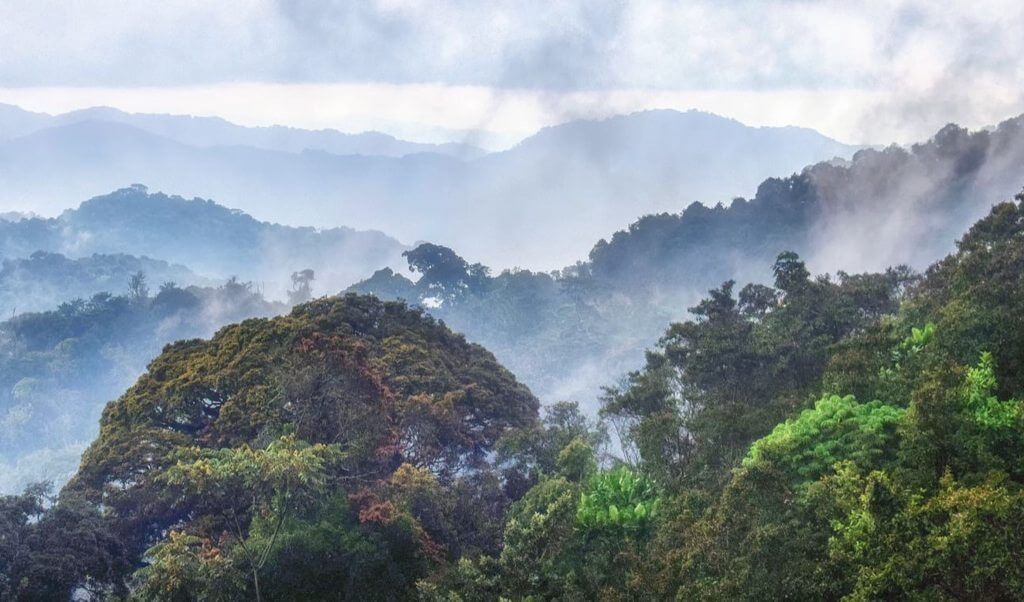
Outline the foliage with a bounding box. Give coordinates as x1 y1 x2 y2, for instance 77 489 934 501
133 531 247 601
600 252 913 491
0 186 406 300
161 435 342 509
902 321 936 353
59 293 537 597
0 250 205 316
743 395 905 485
576 467 659 535
496 400 605 495
11 189 1024 598
964 352 1021 429
829 471 1024 600
0 277 286 494
0 484 129 600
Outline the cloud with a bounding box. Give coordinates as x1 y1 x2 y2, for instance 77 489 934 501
0 1 1022 144
0 1 1021 90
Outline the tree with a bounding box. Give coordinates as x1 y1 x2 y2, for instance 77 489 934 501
772 250 810 293
0 484 129 600
127 270 149 301
288 269 315 305
144 436 342 601
602 252 911 492
830 471 1024 600
401 243 488 302
497 400 605 495
576 467 660 536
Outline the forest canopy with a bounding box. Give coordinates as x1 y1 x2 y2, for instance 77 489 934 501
4 193 1024 599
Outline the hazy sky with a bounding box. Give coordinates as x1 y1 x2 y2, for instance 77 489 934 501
1 0 1022 146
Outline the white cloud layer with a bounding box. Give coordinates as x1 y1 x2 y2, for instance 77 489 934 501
1 0 1022 144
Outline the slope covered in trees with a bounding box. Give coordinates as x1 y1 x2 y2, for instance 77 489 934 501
0 251 208 316
589 115 1024 289
4 193 1024 598
352 117 1024 405
53 294 537 599
348 244 673 404
0 185 407 297
420 191 1024 600
0 278 286 493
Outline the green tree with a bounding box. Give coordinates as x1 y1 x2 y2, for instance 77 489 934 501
0 484 129 600
147 436 342 601
576 467 659 536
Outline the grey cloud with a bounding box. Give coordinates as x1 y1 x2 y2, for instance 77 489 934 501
0 1 1014 90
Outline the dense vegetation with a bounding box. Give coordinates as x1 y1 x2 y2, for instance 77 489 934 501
0 251 206 316
417 193 1024 600
588 115 1024 287
5 190 1023 599
0 185 407 297
34 294 536 600
349 243 670 404
0 277 285 493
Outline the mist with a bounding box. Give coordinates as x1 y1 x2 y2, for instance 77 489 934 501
0 106 1021 496
0 106 857 271
0 0 1021 508
0 278 291 494
351 115 1024 416
0 184 409 302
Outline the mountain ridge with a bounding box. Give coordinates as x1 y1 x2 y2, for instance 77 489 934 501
0 104 860 268
0 185 409 297
0 103 485 159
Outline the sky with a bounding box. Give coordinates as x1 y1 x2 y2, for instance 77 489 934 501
1 0 1023 147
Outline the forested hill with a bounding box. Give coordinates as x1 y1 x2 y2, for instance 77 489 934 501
0 251 209 316
62 295 538 600
0 278 286 494
0 185 408 296
351 117 1024 404
7 194 1024 599
588 114 1024 294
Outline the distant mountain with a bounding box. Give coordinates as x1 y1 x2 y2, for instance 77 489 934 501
0 107 857 269
0 251 209 317
0 186 409 298
488 110 854 200
0 103 484 159
0 103 52 139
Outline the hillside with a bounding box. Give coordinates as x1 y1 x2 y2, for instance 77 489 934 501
352 118 1024 405
349 244 665 405
587 116 1024 290
0 251 209 316
8 194 1024 599
0 108 857 268
57 294 536 599
0 278 287 493
0 185 408 297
